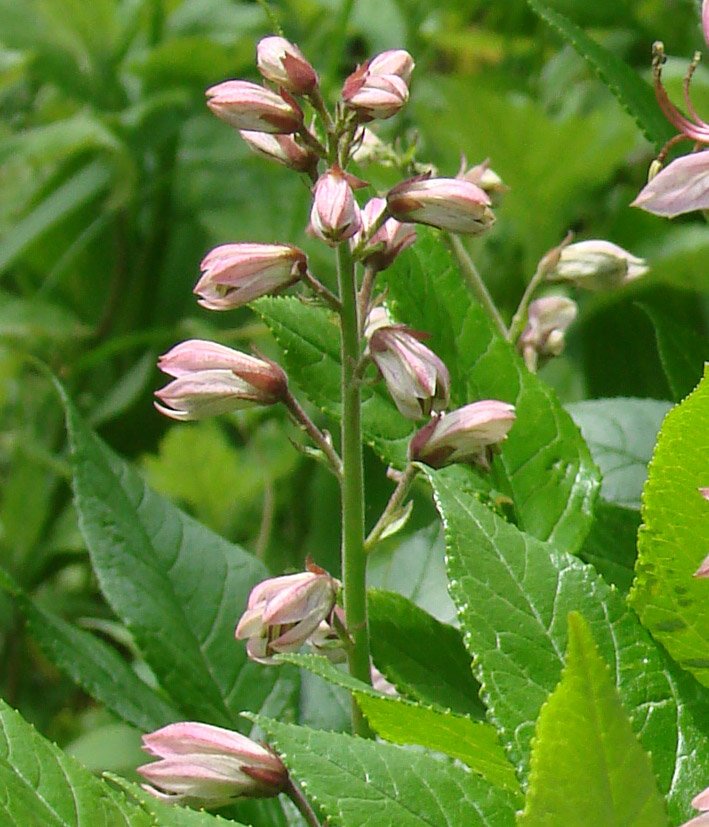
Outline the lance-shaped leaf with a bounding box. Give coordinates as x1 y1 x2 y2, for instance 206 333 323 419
518 613 668 827
630 369 709 687
250 713 518 826
430 466 709 824
0 699 152 827
58 380 299 730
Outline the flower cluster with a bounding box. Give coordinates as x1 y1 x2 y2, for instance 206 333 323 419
632 3 709 217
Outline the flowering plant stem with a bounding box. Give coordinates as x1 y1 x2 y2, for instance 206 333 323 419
336 241 374 737
448 234 508 339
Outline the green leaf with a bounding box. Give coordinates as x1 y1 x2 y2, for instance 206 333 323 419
254 296 414 466
367 522 457 624
353 693 521 797
640 303 709 403
275 654 515 796
250 714 518 827
525 0 674 149
630 368 709 687
579 501 640 593
518 613 668 827
0 161 111 276
0 699 152 827
567 398 673 508
430 466 709 823
16 585 180 732
368 589 485 718
0 291 90 342
383 233 599 552
58 380 299 730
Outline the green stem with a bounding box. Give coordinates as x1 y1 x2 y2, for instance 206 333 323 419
507 264 547 344
284 778 322 827
336 242 374 736
449 235 508 340
364 463 419 552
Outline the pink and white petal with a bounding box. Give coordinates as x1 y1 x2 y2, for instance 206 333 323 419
631 151 709 217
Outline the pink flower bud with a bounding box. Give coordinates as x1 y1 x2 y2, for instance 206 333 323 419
678 783 709 825
364 308 450 420
206 80 303 133
457 157 509 205
239 130 318 173
343 70 409 121
194 243 307 310
351 197 416 269
546 240 647 290
409 400 516 470
631 150 709 218
518 296 577 371
138 722 287 807
235 562 340 664
310 167 362 244
387 175 495 235
155 340 288 421
256 36 319 95
367 50 415 84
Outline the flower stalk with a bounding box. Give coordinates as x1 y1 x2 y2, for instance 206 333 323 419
336 240 374 736
364 463 419 552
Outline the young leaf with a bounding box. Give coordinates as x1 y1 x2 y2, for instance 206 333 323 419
631 369 709 688
567 398 673 508
368 589 485 718
525 0 675 149
383 233 599 553
58 380 299 730
0 699 152 827
640 303 709 403
518 613 668 827
249 714 518 826
430 466 709 823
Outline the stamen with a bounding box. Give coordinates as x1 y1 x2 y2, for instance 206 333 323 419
683 51 705 126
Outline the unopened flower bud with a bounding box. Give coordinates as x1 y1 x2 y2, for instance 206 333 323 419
256 36 319 95
155 340 288 421
367 50 415 84
409 400 516 470
545 240 647 290
239 131 318 173
235 562 340 664
364 308 450 420
343 69 409 121
310 167 362 244
387 175 495 235
194 243 307 310
519 296 577 371
138 722 287 807
351 197 416 269
458 157 508 205
206 80 303 133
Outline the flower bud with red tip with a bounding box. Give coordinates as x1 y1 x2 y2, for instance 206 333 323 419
409 400 516 470
365 307 450 420
194 243 307 310
138 722 287 808
155 341 288 421
367 49 415 83
387 175 495 235
235 561 340 664
256 36 319 95
310 167 362 244
206 80 303 133
343 69 409 121
239 131 318 173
